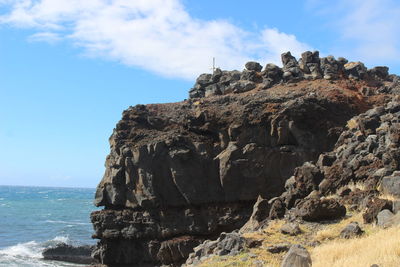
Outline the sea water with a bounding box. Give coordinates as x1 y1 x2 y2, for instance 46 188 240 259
0 185 99 267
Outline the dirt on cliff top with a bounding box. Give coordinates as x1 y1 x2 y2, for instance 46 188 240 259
117 78 390 148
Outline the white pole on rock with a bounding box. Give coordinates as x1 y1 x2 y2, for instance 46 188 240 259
210 57 216 75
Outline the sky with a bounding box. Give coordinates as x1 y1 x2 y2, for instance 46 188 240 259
1 0 400 188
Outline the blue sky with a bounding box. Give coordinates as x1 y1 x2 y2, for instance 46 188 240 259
1 0 400 188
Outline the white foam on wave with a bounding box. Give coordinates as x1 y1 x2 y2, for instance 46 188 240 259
52 236 71 244
0 236 85 267
0 241 42 259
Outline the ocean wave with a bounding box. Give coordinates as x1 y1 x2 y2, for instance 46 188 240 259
0 241 42 259
0 237 86 267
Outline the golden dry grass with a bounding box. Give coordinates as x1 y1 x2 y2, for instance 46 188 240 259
196 213 400 267
346 118 358 129
198 220 312 267
313 212 368 242
312 225 400 267
346 181 367 191
378 192 399 202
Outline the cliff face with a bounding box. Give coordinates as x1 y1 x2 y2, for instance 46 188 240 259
91 51 395 266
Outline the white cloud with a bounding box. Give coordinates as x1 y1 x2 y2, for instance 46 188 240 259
309 0 400 65
28 31 61 43
0 0 311 80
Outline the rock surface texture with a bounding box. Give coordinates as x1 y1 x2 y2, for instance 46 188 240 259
91 50 398 266
280 244 312 267
42 243 94 264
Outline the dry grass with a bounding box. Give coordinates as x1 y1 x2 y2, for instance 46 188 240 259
346 118 358 129
314 212 366 242
378 192 399 202
346 181 367 191
198 220 312 267
196 253 258 267
196 212 400 267
312 225 400 267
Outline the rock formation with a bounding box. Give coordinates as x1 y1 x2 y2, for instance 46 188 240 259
91 50 398 266
42 243 94 264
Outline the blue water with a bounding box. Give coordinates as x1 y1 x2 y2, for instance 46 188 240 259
0 185 99 266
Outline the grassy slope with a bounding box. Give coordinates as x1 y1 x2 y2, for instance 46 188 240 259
196 212 400 267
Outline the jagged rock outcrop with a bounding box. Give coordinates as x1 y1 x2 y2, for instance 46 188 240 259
91 50 397 266
184 231 246 266
258 96 400 224
188 50 392 99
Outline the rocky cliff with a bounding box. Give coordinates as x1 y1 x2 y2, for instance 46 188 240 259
91 51 397 266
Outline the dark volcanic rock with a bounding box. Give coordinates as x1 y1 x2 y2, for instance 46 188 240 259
185 232 246 265
91 51 396 266
280 222 302 236
340 222 364 239
295 198 346 222
189 51 393 98
240 196 270 232
245 61 263 72
363 198 392 224
281 244 312 267
376 209 394 227
281 51 303 82
278 99 400 214
269 198 286 219
42 243 94 264
380 175 400 197
299 51 322 79
267 243 291 253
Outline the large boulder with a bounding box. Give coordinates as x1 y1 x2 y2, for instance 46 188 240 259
377 209 394 227
280 222 302 236
320 56 347 80
281 244 312 267
245 61 263 72
345 62 368 80
363 198 392 224
281 51 303 82
299 51 322 79
185 231 246 265
240 196 270 232
295 198 346 221
380 175 400 197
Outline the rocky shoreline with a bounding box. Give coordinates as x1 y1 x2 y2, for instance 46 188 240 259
42 243 94 264
90 50 400 266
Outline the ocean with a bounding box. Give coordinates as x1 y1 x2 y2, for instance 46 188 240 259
0 185 99 267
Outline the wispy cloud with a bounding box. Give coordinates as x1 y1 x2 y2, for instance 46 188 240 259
308 0 400 65
0 0 311 80
28 31 61 43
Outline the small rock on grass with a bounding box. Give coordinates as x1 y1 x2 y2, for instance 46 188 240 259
267 243 291 254
377 209 394 227
340 222 364 239
280 222 302 236
281 244 312 267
